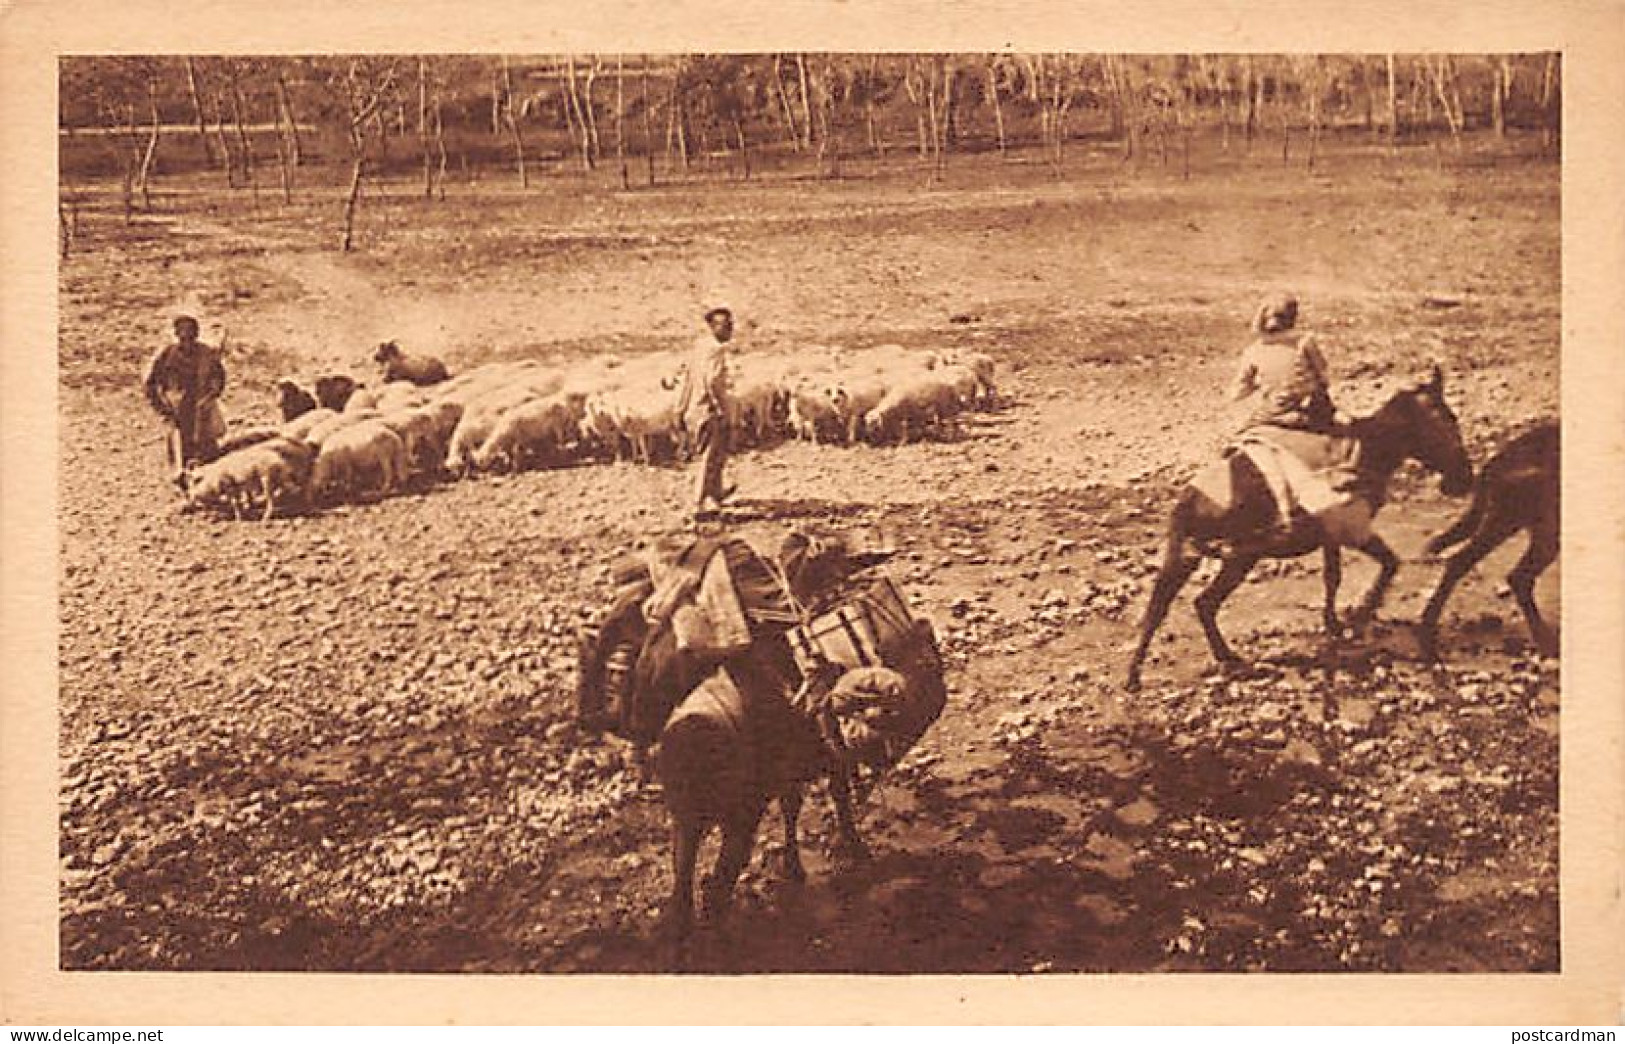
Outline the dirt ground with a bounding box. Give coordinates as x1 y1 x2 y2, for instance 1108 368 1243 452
58 140 1560 973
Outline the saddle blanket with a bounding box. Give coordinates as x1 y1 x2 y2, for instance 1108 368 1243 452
1191 426 1372 543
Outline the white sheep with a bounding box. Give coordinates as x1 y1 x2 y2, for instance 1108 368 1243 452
310 420 409 503
471 394 583 472
865 372 958 444
380 406 448 479
184 437 315 521
280 407 337 443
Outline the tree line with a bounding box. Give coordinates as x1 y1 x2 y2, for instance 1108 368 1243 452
59 53 1561 252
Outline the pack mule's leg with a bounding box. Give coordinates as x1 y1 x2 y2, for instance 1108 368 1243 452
1417 513 1519 660
1509 520 1558 657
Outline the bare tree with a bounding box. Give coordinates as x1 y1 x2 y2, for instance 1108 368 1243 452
274 67 304 167
984 55 1007 157
1429 54 1465 145
500 56 530 186
1297 55 1324 170
135 61 163 210
796 53 815 153
770 54 803 153
1538 52 1560 152
614 54 630 190
222 61 260 200
640 55 657 186
329 58 399 252
184 57 217 167
1491 54 1514 139
1385 53 1400 148
583 57 603 166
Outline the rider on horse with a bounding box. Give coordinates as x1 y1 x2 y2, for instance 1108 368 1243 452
1228 294 1340 531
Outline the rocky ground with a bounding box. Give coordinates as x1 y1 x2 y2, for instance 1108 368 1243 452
58 140 1560 972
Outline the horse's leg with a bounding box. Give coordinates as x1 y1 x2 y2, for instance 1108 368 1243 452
1509 519 1559 657
1125 508 1201 691
1347 535 1401 628
828 769 872 867
1321 543 1343 635
778 786 807 883
1193 552 1262 670
667 819 703 941
701 801 765 924
1416 512 1520 660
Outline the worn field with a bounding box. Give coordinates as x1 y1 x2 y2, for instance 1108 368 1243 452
59 139 1560 972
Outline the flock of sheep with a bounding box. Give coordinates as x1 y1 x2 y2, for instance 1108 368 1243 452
180 340 999 520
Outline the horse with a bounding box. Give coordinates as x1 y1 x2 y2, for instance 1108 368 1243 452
574 531 886 944
1416 420 1559 661
1124 365 1473 691
657 643 860 947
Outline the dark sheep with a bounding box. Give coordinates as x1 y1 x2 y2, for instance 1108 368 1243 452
277 379 318 422
313 374 360 413
373 341 450 387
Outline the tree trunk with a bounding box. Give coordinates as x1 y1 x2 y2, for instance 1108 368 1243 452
501 56 530 186
184 58 217 167
210 84 237 187
796 54 815 152
491 67 503 136
1278 75 1291 164
229 75 258 201
1054 74 1074 175
136 75 161 210
675 87 690 170
922 64 940 180
418 58 434 198
734 115 751 180
341 152 365 252
1243 57 1258 152
433 87 448 200
276 72 303 167
583 58 602 165
1102 55 1125 144
865 54 885 159
1120 58 1140 162
1358 56 1375 140
1430 55 1464 145
615 55 629 190
1491 56 1508 138
1386 53 1400 148
641 56 656 186
1539 52 1559 152
270 91 293 203
902 65 928 161
564 54 594 172
771 55 802 152
985 59 1007 157
1306 61 1321 171
115 103 137 224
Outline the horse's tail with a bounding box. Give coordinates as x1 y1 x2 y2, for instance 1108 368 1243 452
1426 481 1486 556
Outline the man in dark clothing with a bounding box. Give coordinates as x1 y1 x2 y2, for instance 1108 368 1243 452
142 315 226 486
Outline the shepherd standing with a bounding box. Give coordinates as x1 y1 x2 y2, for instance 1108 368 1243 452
678 306 737 521
142 314 227 487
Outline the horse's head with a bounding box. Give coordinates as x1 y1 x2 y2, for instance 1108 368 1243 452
1393 363 1474 496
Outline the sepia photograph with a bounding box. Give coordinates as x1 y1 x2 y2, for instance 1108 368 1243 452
6 0 1625 1027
